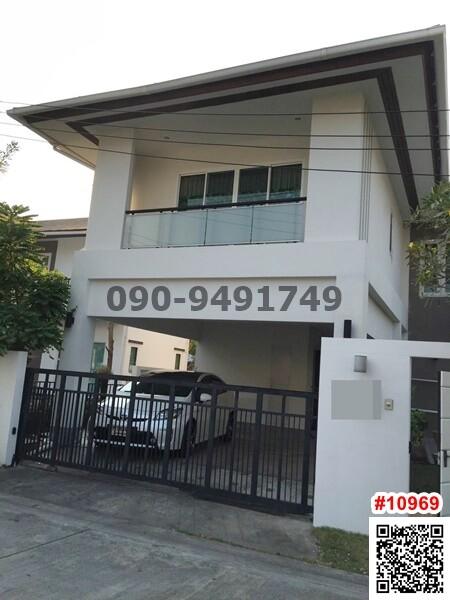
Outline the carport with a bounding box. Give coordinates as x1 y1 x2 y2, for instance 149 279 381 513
17 319 332 513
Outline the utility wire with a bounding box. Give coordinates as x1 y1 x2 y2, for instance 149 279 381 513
0 98 449 117
1 112 448 139
0 131 445 178
0 122 447 152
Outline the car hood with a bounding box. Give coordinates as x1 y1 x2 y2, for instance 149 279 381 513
99 393 190 420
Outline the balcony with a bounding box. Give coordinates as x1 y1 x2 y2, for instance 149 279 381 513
123 198 306 249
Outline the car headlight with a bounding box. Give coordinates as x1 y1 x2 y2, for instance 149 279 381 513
155 407 184 420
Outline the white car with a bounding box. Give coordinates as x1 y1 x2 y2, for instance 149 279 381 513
93 371 234 454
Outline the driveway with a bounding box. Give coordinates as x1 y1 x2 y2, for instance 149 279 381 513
0 465 368 599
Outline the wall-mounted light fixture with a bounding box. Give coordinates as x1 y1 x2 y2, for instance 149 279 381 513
354 355 367 373
65 308 76 328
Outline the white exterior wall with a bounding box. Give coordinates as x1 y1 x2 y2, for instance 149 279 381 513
52 237 86 275
85 135 135 250
40 232 189 375
195 321 317 390
367 298 395 340
131 148 308 211
368 145 409 300
365 141 410 337
0 351 27 466
305 93 365 242
58 89 410 372
120 327 188 374
314 338 450 534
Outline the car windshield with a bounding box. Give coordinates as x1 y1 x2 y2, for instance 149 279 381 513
119 372 202 397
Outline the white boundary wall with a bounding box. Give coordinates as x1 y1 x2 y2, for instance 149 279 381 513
314 338 450 534
0 351 27 466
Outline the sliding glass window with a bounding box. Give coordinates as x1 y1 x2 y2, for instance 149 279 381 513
237 167 269 203
179 164 301 208
179 171 234 208
205 170 234 205
178 174 205 208
269 164 302 200
238 163 302 203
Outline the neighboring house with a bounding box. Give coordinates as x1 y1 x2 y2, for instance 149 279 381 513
10 26 447 393
409 225 450 344
33 218 189 374
408 224 450 444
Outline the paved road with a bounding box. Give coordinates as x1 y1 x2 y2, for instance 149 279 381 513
0 466 368 599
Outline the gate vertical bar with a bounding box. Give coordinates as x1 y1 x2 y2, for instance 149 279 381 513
14 368 34 464
85 374 100 467
204 388 218 489
50 374 67 466
276 395 287 501
300 394 313 511
227 390 239 493
183 388 196 484
250 392 263 498
161 385 175 482
122 381 137 474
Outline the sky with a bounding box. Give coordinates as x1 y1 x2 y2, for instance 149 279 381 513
0 0 449 219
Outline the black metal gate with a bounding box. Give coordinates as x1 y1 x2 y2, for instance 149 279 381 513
16 368 316 513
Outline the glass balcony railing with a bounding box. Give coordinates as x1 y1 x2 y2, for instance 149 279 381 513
123 198 306 249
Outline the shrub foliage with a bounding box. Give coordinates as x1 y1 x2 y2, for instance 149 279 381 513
0 203 71 355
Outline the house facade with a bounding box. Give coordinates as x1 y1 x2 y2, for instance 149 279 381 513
9 26 447 393
35 218 189 375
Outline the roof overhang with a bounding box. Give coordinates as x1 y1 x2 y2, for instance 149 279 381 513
8 26 448 213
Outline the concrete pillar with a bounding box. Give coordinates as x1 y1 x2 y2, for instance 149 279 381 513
305 93 365 242
0 351 27 466
85 133 135 250
58 257 96 373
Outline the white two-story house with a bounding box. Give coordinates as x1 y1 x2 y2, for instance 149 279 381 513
9 26 448 394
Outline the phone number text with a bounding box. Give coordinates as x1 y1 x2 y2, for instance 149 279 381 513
106 284 342 313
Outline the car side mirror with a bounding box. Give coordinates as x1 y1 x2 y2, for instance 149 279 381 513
199 392 212 402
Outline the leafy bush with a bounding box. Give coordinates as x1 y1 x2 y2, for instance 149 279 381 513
0 203 71 355
408 181 450 294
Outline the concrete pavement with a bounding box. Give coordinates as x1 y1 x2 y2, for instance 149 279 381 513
0 465 368 599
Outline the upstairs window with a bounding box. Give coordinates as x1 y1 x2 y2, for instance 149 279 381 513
238 167 268 203
178 174 205 208
178 164 302 208
205 171 234 205
238 164 302 203
270 164 302 201
179 171 234 208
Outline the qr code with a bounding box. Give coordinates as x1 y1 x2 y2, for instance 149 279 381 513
370 518 449 598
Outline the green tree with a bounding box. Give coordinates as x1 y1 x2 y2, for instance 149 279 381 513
0 141 19 173
0 202 71 355
408 181 450 295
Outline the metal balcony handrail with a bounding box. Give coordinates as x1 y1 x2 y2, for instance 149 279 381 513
126 195 306 215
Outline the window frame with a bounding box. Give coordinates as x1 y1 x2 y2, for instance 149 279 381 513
42 252 53 269
177 169 235 209
177 162 303 209
91 342 106 372
129 346 139 371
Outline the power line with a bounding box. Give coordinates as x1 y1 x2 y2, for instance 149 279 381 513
1 112 449 139
0 131 446 178
0 122 447 152
1 98 449 117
